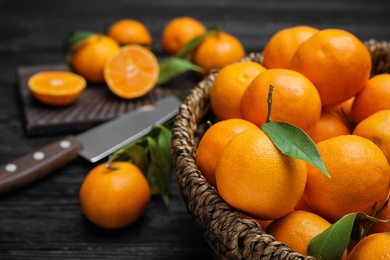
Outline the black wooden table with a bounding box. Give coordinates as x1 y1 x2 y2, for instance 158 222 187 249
0 0 389 259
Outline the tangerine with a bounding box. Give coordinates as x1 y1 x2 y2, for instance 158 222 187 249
308 110 351 143
196 118 258 187
209 61 267 120
304 135 390 223
290 28 372 106
351 73 390 124
71 34 120 83
215 128 307 220
240 68 322 132
192 31 245 73
107 19 152 47
266 210 347 258
104 44 159 99
353 110 390 163
262 25 319 69
28 71 86 106
79 161 151 229
347 232 390 260
162 16 206 56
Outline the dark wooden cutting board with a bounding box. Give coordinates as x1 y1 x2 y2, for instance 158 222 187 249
17 64 199 136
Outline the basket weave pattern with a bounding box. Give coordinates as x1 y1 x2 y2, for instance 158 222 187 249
172 40 389 260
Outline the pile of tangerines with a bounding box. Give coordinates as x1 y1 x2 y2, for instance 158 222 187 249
28 17 246 106
196 26 390 259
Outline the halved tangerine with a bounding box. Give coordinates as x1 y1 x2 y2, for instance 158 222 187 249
28 71 86 106
104 44 159 99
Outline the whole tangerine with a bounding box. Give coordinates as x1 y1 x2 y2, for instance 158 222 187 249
71 34 120 83
162 16 206 56
266 210 347 258
304 135 390 223
290 28 372 106
353 110 390 164
209 61 267 120
192 31 246 73
240 68 322 132
351 73 390 124
215 128 307 220
79 161 151 229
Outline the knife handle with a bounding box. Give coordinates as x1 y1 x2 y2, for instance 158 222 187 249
0 135 83 195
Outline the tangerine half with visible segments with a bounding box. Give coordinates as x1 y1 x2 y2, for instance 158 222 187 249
104 44 159 99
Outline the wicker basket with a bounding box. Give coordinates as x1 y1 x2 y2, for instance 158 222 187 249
171 40 390 260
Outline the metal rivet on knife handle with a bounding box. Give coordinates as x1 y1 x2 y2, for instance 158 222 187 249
0 136 83 195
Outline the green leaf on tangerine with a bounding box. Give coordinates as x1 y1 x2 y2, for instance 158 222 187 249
261 121 330 178
157 57 204 85
308 213 357 260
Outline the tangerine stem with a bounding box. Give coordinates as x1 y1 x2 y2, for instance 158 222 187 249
266 84 274 123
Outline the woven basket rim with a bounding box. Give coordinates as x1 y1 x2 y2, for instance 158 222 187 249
171 39 390 260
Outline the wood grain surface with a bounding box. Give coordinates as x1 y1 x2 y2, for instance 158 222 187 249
0 0 389 259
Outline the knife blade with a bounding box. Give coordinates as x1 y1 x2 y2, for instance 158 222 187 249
0 95 181 195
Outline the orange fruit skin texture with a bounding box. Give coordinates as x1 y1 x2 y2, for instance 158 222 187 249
215 128 307 220
162 16 206 56
266 210 347 258
195 118 258 187
79 162 151 229
28 71 86 106
323 96 355 129
72 34 120 83
240 68 322 132
308 110 351 143
351 74 390 124
290 29 372 107
304 135 390 223
192 31 246 73
353 110 390 164
104 45 159 99
262 25 319 69
107 19 152 46
347 232 390 260
209 61 267 120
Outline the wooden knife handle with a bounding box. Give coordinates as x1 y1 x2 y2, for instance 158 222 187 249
0 135 83 195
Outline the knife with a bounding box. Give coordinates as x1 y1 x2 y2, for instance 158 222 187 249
0 95 182 195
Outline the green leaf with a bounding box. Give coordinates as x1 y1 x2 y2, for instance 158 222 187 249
121 144 149 174
157 57 204 85
261 121 330 178
146 136 171 207
64 31 95 66
308 213 357 260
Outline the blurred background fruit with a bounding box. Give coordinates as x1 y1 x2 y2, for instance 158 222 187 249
107 19 152 47
192 31 245 73
162 16 206 56
71 34 120 83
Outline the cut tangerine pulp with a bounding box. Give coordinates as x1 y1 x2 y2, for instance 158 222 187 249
28 71 86 106
104 44 159 99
